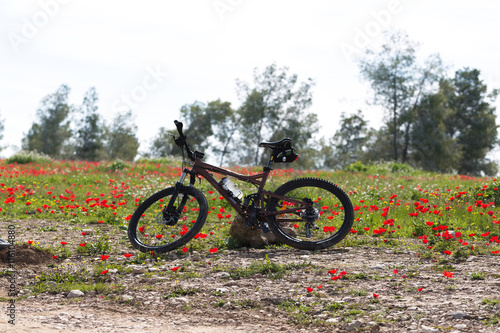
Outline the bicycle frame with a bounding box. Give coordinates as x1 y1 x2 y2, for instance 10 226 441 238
178 158 311 221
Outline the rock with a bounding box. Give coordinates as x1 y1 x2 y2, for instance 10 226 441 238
132 266 145 274
454 324 467 329
421 325 439 333
229 215 277 248
450 312 468 319
81 229 94 235
214 272 230 278
121 295 134 302
344 320 362 331
229 215 297 248
170 297 188 304
108 269 118 274
67 290 85 298
326 318 340 323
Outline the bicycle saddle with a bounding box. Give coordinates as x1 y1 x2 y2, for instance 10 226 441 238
258 138 293 150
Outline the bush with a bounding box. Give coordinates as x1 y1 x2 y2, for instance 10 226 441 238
105 160 129 171
5 151 52 164
344 161 423 176
345 161 368 173
135 156 182 165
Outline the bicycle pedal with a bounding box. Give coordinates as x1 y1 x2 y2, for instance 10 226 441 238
261 222 270 234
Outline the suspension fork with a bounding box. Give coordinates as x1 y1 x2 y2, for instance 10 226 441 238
162 168 196 223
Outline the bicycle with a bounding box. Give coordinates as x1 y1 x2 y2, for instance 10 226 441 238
128 120 354 253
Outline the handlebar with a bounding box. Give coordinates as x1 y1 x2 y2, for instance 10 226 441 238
173 120 204 161
174 120 184 137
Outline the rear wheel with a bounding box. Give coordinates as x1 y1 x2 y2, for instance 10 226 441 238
128 186 208 253
266 178 354 250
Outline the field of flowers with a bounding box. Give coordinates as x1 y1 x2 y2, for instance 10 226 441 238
1 159 499 257
2 158 500 331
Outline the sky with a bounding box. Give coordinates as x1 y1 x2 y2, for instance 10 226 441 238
1 0 499 160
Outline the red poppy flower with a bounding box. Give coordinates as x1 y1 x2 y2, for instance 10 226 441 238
209 247 218 254
417 287 423 292
81 232 87 236
52 255 58 259
79 243 87 247
306 287 313 292
393 269 398 274
443 271 454 278
171 266 180 272
328 269 337 274
182 247 189 253
100 255 110 261
27 240 33 245
124 253 133 258
100 269 108 275
60 241 68 245
373 293 379 298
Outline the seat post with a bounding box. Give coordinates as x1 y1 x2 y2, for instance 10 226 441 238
264 156 274 171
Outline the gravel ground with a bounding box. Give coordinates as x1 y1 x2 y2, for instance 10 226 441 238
1 218 500 332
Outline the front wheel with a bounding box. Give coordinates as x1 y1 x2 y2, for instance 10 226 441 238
266 178 354 251
128 185 208 253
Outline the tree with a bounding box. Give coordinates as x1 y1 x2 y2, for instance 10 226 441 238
104 110 140 161
148 127 178 158
205 100 238 166
0 110 5 151
236 63 317 166
74 87 105 161
360 127 393 164
326 111 371 169
410 80 462 172
174 100 238 165
444 68 498 175
359 30 443 163
22 84 72 158
179 101 214 153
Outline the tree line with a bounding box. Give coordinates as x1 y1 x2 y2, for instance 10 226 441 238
11 30 499 176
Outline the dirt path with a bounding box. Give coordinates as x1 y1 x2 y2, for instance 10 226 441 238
1 219 500 332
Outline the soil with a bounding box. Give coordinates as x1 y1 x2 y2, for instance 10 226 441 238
0 218 499 333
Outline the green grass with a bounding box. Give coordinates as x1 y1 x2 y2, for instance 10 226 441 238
163 285 199 299
213 254 313 280
0 158 498 263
